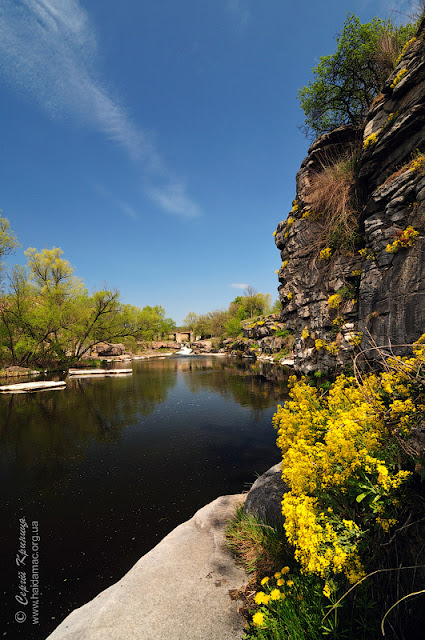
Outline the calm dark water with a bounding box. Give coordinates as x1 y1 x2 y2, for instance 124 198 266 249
0 356 289 639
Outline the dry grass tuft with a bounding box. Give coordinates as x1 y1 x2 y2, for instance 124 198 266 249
374 31 403 77
304 150 360 255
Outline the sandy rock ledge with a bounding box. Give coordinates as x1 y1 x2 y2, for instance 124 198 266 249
47 494 248 640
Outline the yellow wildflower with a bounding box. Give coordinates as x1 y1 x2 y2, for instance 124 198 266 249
363 131 379 149
323 583 331 599
328 294 342 309
390 68 408 89
252 611 266 627
319 247 332 261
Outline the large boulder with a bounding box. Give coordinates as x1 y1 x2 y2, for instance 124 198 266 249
93 343 126 356
244 463 289 528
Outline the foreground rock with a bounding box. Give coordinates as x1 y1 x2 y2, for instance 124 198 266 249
244 463 289 528
47 494 247 640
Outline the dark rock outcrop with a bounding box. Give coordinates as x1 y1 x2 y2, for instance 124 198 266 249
92 342 126 356
244 463 289 528
275 21 425 372
230 314 294 362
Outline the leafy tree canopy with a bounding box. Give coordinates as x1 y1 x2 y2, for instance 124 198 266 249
0 241 176 366
0 214 19 286
182 288 272 339
298 13 416 138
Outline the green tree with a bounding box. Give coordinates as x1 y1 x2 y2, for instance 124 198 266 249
271 298 282 314
298 14 416 138
193 313 213 339
0 214 19 288
0 247 176 366
182 311 198 332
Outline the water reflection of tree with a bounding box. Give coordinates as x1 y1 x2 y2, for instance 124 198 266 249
0 363 177 478
184 357 289 413
0 357 289 484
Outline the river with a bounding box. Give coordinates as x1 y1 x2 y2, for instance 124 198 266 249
0 356 289 639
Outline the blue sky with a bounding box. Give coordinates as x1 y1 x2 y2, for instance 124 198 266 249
0 0 412 324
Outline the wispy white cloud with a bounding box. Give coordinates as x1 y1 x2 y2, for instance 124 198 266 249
147 182 201 219
226 0 251 31
230 283 249 290
0 0 201 218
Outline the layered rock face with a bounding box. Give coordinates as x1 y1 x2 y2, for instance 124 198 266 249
275 21 425 373
230 314 294 362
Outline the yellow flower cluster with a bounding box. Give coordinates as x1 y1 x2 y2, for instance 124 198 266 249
385 226 419 253
351 269 362 277
358 247 375 260
410 153 425 173
319 247 333 261
363 131 379 150
396 37 416 64
390 68 408 89
302 327 310 340
287 217 296 226
273 362 417 583
349 332 363 346
328 294 342 309
287 292 293 301
302 209 311 219
315 338 327 350
273 230 277 237
385 112 398 127
251 567 294 628
292 199 299 213
282 259 289 269
332 316 344 328
325 341 338 355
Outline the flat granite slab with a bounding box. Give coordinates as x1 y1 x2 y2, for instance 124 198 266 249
0 380 66 393
47 494 247 640
68 369 132 376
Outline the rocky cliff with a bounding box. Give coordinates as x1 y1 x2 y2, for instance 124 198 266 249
275 19 425 373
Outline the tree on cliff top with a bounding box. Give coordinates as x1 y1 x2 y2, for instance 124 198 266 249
298 14 416 138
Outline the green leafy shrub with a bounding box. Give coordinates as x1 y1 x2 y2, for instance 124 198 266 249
298 14 416 138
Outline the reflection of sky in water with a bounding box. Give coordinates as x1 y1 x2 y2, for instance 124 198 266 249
0 357 288 640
